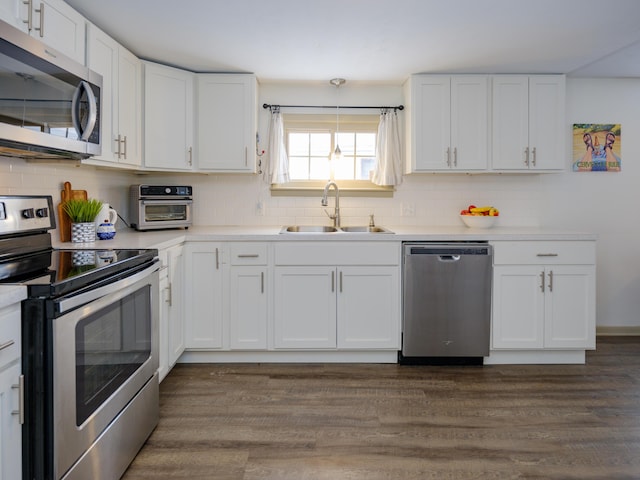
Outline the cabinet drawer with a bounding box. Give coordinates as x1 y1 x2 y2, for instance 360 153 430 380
230 243 269 265
274 242 400 266
0 305 21 367
492 241 596 265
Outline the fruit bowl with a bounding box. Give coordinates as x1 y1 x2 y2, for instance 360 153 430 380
459 214 497 229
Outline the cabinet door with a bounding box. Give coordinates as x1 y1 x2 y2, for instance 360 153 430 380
117 47 142 166
528 75 565 171
0 363 22 480
274 266 336 349
197 74 256 172
38 0 85 64
229 266 267 349
87 25 118 162
492 265 545 349
491 76 529 170
0 0 28 32
184 243 224 349
337 266 400 349
409 75 451 171
450 75 488 170
144 62 194 170
544 266 595 349
167 245 186 365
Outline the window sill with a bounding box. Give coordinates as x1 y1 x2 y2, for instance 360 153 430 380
270 182 395 198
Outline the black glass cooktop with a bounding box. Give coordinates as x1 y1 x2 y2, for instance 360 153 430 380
0 248 158 297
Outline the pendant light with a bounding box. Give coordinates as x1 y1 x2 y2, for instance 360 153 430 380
330 78 345 161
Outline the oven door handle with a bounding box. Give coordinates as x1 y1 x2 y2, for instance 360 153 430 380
56 262 159 314
141 199 193 205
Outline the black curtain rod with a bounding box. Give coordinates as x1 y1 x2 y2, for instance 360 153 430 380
263 103 404 111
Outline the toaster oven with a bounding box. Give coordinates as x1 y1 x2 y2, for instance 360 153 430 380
129 185 192 231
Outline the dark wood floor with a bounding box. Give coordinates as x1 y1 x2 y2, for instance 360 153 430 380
122 337 640 479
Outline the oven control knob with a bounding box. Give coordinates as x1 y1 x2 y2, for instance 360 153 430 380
36 208 49 218
21 208 35 219
165 187 171 194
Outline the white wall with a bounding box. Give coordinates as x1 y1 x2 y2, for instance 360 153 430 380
1 77 639 328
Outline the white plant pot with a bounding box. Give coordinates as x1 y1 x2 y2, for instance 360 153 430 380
71 222 96 243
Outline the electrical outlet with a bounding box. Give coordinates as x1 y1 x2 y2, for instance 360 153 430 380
401 202 415 216
256 201 264 216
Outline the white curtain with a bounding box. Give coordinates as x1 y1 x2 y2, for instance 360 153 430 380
371 109 402 186
264 108 289 184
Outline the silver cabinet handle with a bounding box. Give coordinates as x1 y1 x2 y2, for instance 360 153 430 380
12 375 25 425
446 147 451 167
536 253 559 257
23 0 32 30
261 271 264 294
122 135 127 160
215 248 219 270
331 271 335 292
0 340 15 351
115 134 122 159
532 147 537 166
165 284 172 306
245 146 248 166
540 271 545 293
237 254 259 258
453 147 457 167
339 271 343 293
548 270 553 292
35 2 43 37
524 147 529 166
188 146 193 166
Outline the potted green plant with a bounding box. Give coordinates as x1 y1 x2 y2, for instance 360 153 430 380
62 198 103 243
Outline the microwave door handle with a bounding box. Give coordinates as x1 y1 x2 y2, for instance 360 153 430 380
71 80 98 141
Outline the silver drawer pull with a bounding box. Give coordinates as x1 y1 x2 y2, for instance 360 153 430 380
237 254 259 258
12 375 25 425
0 340 15 351
536 253 559 257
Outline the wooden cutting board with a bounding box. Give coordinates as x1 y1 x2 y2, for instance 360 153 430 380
58 181 88 242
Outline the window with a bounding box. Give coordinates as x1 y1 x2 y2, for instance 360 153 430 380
277 114 387 192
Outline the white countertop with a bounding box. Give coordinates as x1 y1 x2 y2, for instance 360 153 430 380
51 225 598 251
0 284 26 309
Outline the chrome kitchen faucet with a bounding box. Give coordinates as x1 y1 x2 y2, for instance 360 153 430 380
321 181 340 228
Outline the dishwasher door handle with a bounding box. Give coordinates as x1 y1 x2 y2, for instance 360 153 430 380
438 255 461 262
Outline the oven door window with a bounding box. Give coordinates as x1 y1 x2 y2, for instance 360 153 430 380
144 203 188 222
75 284 151 425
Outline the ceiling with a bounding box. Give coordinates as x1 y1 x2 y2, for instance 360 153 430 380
66 0 640 83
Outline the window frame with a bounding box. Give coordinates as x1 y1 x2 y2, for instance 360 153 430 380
270 113 394 196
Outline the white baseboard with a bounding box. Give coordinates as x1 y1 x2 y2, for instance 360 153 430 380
596 326 640 336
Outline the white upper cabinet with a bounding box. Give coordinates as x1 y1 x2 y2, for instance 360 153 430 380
196 74 257 172
491 75 565 171
143 62 194 170
86 23 142 167
0 0 85 64
405 75 489 172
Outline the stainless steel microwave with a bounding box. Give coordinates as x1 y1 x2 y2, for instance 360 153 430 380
0 18 102 159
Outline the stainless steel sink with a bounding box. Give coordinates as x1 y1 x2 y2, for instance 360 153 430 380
280 225 393 234
339 226 394 234
280 225 339 233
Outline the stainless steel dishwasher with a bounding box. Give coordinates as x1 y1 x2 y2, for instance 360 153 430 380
400 242 492 364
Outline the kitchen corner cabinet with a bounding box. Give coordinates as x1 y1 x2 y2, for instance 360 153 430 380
491 75 565 171
143 62 195 170
491 241 595 351
0 302 24 480
273 242 401 349
86 24 142 167
0 0 85 64
404 75 489 172
196 74 257 172
228 243 269 349
158 244 185 381
184 242 225 349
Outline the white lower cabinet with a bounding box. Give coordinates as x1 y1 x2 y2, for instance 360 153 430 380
184 242 225 349
228 243 268 350
273 242 401 350
491 241 596 355
158 244 185 381
0 301 24 480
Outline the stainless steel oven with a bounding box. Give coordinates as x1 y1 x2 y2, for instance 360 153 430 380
0 195 159 480
129 184 192 231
